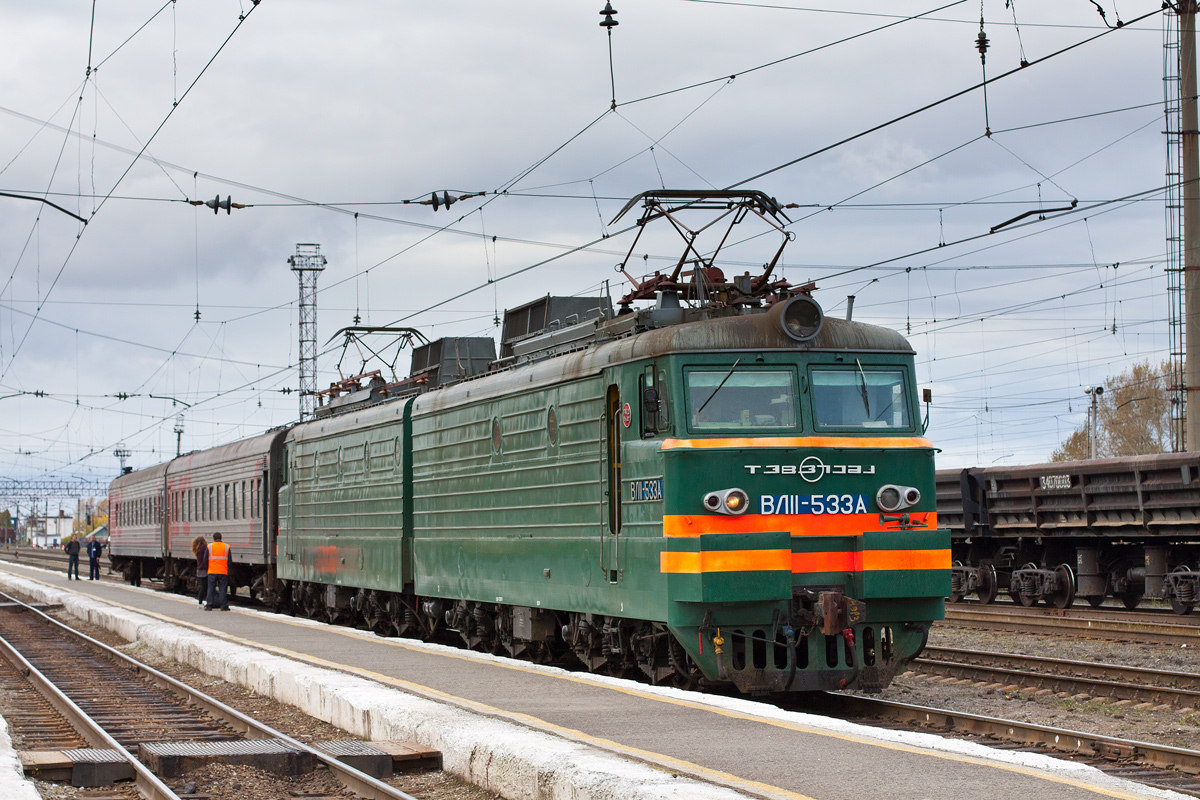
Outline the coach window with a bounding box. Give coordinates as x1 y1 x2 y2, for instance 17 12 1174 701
810 367 910 430
684 368 798 431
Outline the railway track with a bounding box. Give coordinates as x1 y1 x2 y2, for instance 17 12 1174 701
806 693 1200 797
944 604 1200 645
912 645 1200 709
0 591 422 800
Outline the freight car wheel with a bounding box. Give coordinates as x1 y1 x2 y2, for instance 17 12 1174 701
1048 564 1076 610
1012 563 1039 607
949 561 965 603
976 564 999 605
1168 566 1196 615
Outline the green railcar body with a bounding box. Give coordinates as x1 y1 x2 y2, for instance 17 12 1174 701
277 306 949 693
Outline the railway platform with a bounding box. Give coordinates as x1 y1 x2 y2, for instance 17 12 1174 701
0 560 1189 800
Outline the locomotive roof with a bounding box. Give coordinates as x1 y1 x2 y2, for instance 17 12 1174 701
410 307 913 416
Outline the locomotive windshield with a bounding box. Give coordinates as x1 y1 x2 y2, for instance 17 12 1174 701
811 368 910 430
685 368 797 430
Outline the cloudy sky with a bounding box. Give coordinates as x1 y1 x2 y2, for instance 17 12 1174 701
0 0 1178 502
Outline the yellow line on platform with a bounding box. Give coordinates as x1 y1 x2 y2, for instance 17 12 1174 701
0 562 1149 800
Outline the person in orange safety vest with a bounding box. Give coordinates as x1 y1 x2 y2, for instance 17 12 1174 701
206 532 230 611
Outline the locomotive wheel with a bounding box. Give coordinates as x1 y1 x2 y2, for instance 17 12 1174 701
977 564 999 605
1048 564 1076 610
668 638 701 690
1119 590 1141 610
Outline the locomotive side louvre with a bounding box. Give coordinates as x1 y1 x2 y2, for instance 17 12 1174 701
410 374 629 612
278 400 413 594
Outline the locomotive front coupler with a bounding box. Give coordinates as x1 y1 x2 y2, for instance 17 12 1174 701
790 588 867 637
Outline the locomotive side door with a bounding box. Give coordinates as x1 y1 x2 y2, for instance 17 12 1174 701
601 382 622 582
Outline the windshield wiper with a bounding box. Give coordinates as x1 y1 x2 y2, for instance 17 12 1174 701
854 359 871 417
697 358 742 415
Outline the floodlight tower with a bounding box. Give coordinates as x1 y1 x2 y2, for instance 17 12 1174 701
289 243 327 421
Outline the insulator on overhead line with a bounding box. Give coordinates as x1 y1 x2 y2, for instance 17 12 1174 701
187 195 245 214
599 2 618 28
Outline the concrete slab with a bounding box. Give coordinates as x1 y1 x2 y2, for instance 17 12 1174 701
60 748 136 786
313 740 393 779
138 739 313 778
1 561 1193 800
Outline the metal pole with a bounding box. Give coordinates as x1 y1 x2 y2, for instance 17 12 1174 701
1182 0 1200 450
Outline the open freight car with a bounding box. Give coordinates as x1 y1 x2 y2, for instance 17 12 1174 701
938 454 1200 614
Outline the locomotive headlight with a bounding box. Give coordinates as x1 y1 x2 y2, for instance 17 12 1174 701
703 488 751 515
774 295 824 342
876 484 920 512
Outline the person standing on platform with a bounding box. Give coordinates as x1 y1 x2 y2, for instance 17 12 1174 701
206 532 229 611
191 536 209 605
64 536 80 580
86 536 103 580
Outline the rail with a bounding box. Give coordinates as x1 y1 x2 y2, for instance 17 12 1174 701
0 590 421 800
812 693 1200 792
915 645 1200 708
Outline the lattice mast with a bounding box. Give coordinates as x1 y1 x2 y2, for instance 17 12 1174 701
289 243 327 422
1166 10 1186 450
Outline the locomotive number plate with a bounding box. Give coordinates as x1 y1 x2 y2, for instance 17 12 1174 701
760 493 868 515
630 478 664 502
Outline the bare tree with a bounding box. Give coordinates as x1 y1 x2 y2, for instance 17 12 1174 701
1051 360 1175 461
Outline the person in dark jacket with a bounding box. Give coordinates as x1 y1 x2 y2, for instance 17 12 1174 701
191 536 209 606
86 536 103 580
64 536 80 580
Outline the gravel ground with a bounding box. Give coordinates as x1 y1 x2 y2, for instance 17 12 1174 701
872 622 1200 751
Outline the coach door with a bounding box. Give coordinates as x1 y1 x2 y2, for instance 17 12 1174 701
159 488 170 566
601 383 622 582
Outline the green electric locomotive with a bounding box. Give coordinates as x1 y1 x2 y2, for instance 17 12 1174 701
276 191 949 693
